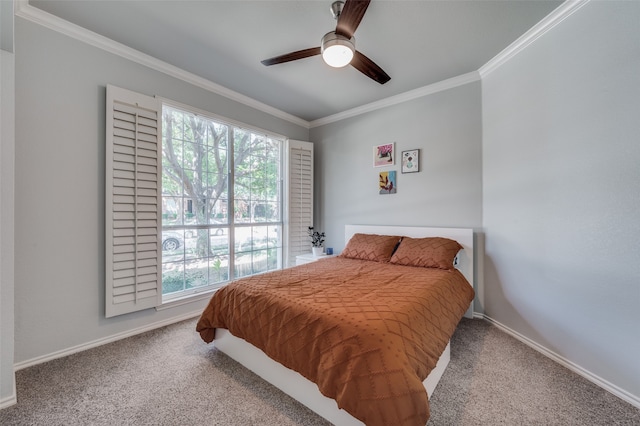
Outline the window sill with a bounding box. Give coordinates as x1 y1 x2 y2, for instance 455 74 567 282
156 289 217 311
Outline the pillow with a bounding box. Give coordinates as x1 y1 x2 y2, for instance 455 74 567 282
339 233 401 262
389 236 462 270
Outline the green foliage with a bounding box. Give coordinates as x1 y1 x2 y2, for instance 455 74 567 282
161 105 281 296
161 268 186 294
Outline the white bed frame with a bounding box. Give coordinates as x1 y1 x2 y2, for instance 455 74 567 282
214 225 474 425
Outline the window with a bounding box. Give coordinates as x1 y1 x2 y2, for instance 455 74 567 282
160 103 283 301
106 85 308 317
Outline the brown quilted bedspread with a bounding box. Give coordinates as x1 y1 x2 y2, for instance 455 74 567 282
196 257 474 426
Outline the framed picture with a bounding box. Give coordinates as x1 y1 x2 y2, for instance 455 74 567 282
401 149 420 173
373 143 395 167
378 170 397 194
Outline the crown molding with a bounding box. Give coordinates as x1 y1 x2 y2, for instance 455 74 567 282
309 71 481 128
15 0 589 129
14 0 311 129
479 0 590 78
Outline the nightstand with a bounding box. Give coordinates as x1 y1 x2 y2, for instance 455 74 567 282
296 253 337 266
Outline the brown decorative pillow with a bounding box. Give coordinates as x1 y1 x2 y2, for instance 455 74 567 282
339 233 402 262
389 237 462 270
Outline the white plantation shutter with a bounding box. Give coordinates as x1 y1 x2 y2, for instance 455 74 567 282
286 140 313 267
105 85 161 318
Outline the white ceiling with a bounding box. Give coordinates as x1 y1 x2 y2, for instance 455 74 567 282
29 0 563 123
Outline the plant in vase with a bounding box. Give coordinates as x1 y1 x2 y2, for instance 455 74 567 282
308 226 325 256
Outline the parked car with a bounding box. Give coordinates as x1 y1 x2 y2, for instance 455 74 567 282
162 228 226 251
162 231 184 251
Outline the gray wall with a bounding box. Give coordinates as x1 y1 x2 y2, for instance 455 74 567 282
0 0 16 404
0 51 15 405
12 18 308 364
0 0 13 53
310 81 483 255
6 0 640 410
482 1 640 399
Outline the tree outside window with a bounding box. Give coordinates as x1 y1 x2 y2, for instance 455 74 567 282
161 105 282 299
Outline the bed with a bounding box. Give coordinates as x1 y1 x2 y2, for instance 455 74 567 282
196 225 475 425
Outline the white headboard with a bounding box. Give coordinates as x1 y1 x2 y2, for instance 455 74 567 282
344 225 474 317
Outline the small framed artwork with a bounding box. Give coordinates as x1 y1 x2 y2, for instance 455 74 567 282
401 149 420 173
378 170 397 194
373 143 395 167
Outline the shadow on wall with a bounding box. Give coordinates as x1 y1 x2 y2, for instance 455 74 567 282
482 253 521 329
481 249 580 358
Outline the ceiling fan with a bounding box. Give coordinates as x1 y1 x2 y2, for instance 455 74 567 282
261 0 391 85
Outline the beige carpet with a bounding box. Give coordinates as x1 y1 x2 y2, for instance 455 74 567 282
1 317 638 425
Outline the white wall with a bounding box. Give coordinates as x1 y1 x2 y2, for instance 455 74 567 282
12 17 308 365
482 1 640 402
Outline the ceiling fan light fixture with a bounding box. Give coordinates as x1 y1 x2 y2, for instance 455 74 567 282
321 32 354 68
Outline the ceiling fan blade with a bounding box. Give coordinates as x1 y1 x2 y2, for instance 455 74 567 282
261 47 321 66
351 50 391 85
335 0 371 39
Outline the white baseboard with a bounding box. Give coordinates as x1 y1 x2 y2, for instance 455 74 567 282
11 310 639 412
476 313 640 410
0 395 17 410
14 310 202 371
0 381 17 410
